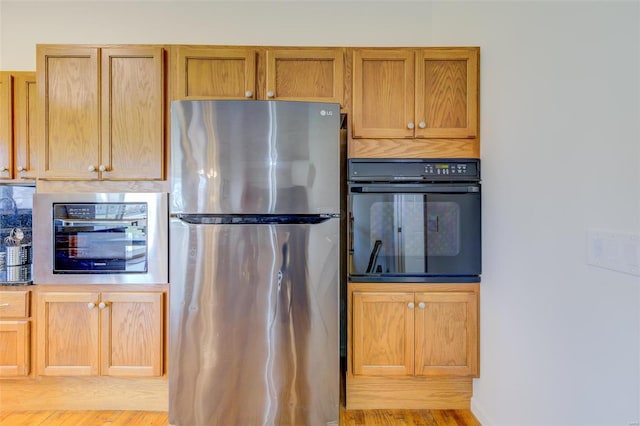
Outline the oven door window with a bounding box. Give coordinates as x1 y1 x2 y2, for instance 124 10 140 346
350 192 480 278
52 202 148 274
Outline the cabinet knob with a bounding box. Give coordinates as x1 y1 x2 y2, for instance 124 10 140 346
407 122 415 130
98 302 106 309
418 122 427 129
245 90 253 98
267 91 275 98
17 166 25 172
98 164 107 172
0 167 8 172
88 302 96 309
418 302 426 309
408 302 415 309
88 165 96 172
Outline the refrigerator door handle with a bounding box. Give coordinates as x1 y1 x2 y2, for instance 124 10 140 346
172 213 339 225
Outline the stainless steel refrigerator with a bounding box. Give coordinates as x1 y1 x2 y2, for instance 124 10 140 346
169 100 341 426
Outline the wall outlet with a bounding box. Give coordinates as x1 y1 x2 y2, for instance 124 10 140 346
587 230 640 276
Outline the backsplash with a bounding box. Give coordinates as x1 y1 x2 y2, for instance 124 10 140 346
0 185 35 283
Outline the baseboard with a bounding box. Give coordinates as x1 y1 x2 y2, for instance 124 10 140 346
0 376 168 411
471 397 494 426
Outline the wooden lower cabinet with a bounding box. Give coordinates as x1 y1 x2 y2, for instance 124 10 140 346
36 288 164 377
0 289 31 376
347 282 479 409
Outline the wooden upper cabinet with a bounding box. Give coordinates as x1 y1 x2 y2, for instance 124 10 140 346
414 291 478 377
352 47 479 140
174 46 256 100
265 48 344 104
37 46 100 180
37 44 166 181
14 73 38 180
173 46 344 105
101 47 165 180
0 73 12 178
352 49 415 138
415 48 478 139
0 72 37 181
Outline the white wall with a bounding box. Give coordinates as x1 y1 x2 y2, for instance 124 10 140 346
1 1 639 425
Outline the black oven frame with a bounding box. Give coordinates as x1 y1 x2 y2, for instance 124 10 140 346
347 158 481 283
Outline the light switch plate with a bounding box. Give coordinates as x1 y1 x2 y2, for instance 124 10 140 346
587 230 640 276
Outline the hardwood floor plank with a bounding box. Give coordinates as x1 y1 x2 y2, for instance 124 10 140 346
0 409 481 425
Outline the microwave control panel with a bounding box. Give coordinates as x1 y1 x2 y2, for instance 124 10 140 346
348 158 480 182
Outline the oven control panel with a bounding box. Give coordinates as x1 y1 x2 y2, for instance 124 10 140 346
348 158 480 182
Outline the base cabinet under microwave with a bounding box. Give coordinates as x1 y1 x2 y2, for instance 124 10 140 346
34 193 168 285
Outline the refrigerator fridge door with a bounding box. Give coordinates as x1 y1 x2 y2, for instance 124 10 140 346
169 217 340 426
170 100 341 215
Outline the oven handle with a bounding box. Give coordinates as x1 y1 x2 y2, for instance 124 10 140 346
350 184 480 193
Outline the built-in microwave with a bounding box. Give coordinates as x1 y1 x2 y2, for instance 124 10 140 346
348 159 481 282
33 193 168 284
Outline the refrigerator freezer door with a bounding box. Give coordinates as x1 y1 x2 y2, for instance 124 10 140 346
169 217 340 426
171 100 341 215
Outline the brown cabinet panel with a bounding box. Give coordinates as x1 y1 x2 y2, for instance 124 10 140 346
36 291 101 376
0 320 30 376
0 72 37 181
101 47 165 180
101 292 163 377
265 48 344 104
37 44 167 181
0 290 29 318
415 49 479 139
414 291 478 377
37 46 100 180
0 73 12 178
174 46 256 100
352 291 414 376
352 49 414 138
13 73 38 180
36 289 164 377
0 290 31 377
349 283 479 380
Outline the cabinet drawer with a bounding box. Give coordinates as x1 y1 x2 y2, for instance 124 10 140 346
0 290 29 318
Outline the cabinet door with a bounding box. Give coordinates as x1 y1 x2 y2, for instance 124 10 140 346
100 292 163 377
265 48 344 104
37 46 100 179
414 291 478 377
0 320 30 376
0 72 13 179
352 291 414 376
174 46 256 100
101 47 165 180
415 48 479 139
36 291 100 376
13 72 37 180
352 50 414 139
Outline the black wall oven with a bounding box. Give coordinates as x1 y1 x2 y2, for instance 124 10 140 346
348 158 481 282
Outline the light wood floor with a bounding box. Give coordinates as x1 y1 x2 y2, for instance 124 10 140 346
0 409 481 425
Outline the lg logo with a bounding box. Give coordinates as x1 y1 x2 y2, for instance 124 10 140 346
320 110 333 117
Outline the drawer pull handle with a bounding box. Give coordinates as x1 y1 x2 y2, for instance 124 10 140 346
0 303 10 307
